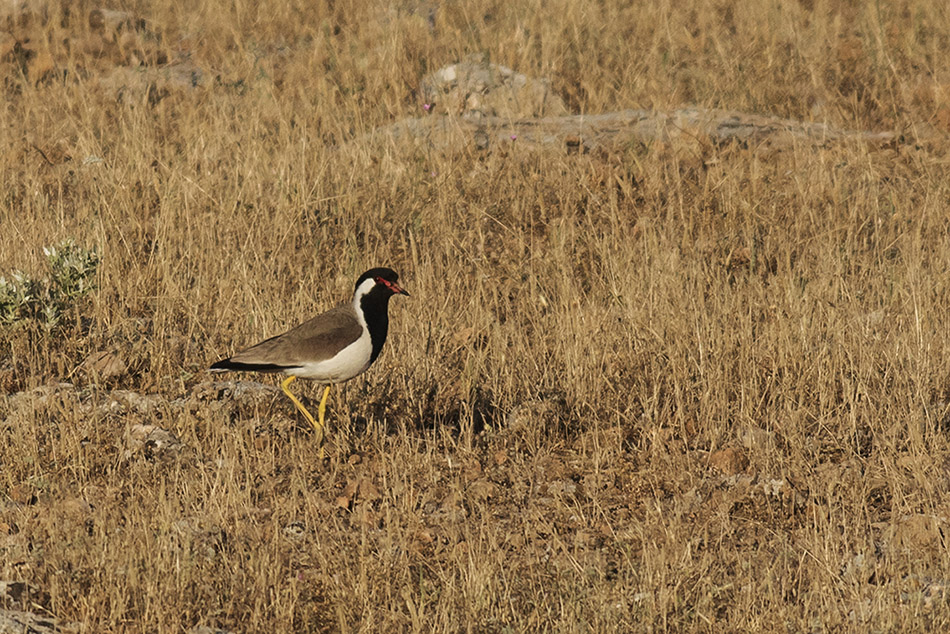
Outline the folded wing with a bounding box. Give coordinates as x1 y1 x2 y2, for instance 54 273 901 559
210 305 362 372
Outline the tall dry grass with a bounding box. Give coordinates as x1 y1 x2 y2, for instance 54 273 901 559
2 0 950 631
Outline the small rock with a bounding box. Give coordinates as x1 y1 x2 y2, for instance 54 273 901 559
709 447 749 475
283 521 306 540
358 479 381 502
841 552 878 583
0 609 75 634
336 478 380 509
725 247 752 271
82 350 127 382
740 427 774 450
125 424 184 461
546 479 578 497
356 506 376 527
863 310 886 329
901 574 950 609
0 366 17 393
414 529 434 545
429 491 465 522
473 127 490 151
97 61 207 105
99 390 165 417
8 383 74 410
420 54 568 120
0 580 30 604
461 461 482 483
190 381 278 404
467 479 496 502
188 626 236 634
760 478 788 497
58 497 94 518
886 514 946 554
565 135 585 154
340 479 358 502
87 8 144 34
8 484 36 505
507 399 563 433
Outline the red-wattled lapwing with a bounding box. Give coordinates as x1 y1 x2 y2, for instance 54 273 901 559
210 268 409 454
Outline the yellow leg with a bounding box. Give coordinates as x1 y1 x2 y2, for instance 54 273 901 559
317 384 331 434
280 376 328 457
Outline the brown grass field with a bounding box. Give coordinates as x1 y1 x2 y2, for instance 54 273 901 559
3 0 950 631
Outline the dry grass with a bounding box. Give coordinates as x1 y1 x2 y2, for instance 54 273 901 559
3 0 950 631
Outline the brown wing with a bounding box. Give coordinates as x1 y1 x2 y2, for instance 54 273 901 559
225 304 362 369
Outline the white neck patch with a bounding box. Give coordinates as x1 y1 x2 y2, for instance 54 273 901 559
351 278 377 324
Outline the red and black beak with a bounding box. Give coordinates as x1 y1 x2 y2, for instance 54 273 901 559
376 277 410 296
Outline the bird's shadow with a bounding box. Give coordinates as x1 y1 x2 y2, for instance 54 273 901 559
347 380 498 442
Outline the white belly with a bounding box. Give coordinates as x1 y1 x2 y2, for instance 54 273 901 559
290 329 373 383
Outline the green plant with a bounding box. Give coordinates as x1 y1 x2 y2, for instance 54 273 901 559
0 270 39 325
0 240 99 330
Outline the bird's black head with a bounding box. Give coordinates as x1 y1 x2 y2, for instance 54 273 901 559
354 267 410 298
353 268 408 365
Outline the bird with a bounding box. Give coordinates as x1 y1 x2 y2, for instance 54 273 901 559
210 267 409 455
